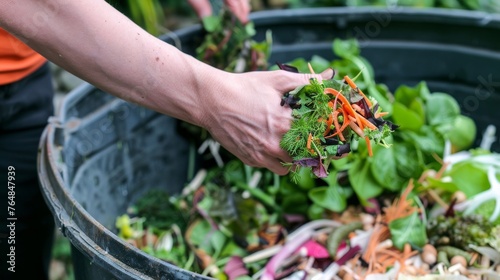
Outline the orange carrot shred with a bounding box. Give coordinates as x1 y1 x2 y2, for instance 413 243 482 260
344 75 357 89
344 75 373 108
307 133 315 155
328 108 348 141
374 111 389 118
324 112 335 136
325 88 357 118
356 112 378 130
348 120 365 137
365 136 373 157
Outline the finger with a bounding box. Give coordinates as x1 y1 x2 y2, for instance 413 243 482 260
273 67 335 93
224 0 251 24
266 158 290 176
187 0 213 19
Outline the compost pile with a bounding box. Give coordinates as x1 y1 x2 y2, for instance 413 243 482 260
115 9 500 280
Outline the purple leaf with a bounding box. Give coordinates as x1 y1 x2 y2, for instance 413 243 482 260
284 214 306 224
312 162 328 178
364 198 381 215
276 62 299 73
293 158 321 167
223 256 249 280
299 240 330 259
293 158 328 178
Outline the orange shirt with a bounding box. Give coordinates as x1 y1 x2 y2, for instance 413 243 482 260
0 28 46 85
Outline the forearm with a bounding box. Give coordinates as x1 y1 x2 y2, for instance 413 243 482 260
0 0 220 127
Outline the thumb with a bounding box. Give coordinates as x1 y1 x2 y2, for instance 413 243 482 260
277 67 335 93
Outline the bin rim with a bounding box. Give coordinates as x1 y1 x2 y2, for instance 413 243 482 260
38 124 209 279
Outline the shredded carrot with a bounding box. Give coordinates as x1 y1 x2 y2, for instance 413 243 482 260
324 112 335 136
351 103 365 115
307 133 315 155
356 112 378 130
365 136 373 157
344 75 357 89
348 119 365 137
327 108 349 141
324 88 357 117
354 111 364 130
374 111 389 118
344 75 373 108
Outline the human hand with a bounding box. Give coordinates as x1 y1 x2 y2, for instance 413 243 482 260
198 68 335 175
187 0 250 24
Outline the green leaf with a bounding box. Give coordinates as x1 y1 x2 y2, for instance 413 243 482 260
332 38 360 58
210 230 227 256
187 219 215 254
309 55 332 72
308 185 347 212
426 177 458 193
400 126 445 156
244 21 256 36
393 141 425 179
281 193 309 215
389 211 427 250
448 161 490 197
370 145 402 191
295 167 316 190
447 115 477 151
408 98 426 124
426 93 460 127
202 15 221 32
394 82 429 107
348 158 384 204
308 203 326 220
392 102 424 131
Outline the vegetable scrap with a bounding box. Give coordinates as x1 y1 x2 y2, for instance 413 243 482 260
114 34 500 279
116 163 500 280
278 63 397 180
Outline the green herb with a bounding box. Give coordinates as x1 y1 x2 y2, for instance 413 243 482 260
278 62 397 181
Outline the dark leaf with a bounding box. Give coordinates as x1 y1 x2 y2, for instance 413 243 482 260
276 62 299 73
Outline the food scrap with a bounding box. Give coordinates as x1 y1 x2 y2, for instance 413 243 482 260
278 63 398 179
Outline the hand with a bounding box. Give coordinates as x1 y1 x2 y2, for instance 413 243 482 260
198 68 335 175
188 0 251 24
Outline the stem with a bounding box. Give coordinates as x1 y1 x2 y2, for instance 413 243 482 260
234 182 282 213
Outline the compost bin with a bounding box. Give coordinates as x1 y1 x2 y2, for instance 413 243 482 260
38 7 500 280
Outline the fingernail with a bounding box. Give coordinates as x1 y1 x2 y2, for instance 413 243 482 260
321 68 335 80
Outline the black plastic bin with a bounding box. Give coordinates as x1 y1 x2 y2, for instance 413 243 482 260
38 7 500 280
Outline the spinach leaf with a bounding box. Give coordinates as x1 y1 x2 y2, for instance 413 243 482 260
425 92 460 127
392 102 424 132
348 157 384 205
448 161 490 197
389 211 428 250
308 185 347 212
370 145 403 192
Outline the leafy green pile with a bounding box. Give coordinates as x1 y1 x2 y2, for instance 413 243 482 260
196 7 271 72
115 35 500 278
278 64 397 182
276 38 477 207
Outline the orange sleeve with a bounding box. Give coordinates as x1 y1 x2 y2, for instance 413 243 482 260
0 28 47 85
